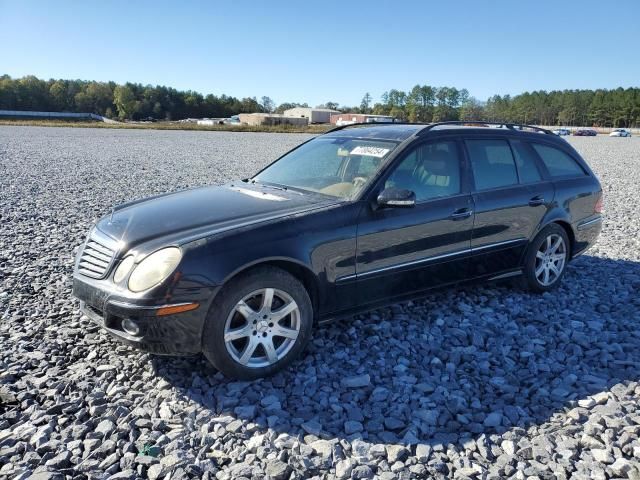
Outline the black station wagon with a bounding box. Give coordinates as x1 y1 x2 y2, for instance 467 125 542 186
73 122 603 379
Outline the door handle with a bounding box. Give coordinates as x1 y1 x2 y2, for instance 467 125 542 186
450 208 473 220
529 195 545 207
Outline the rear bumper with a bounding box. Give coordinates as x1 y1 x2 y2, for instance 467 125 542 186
73 274 217 355
573 215 603 257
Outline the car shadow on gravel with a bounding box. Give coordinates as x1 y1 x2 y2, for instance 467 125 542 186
150 254 640 452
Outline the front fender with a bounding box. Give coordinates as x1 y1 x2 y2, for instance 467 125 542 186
178 203 361 316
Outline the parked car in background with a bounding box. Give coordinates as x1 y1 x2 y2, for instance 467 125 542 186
365 116 397 124
609 128 632 137
552 128 571 136
73 121 603 379
574 129 597 136
223 115 242 126
336 118 357 126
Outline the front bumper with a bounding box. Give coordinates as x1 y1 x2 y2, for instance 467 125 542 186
73 274 217 355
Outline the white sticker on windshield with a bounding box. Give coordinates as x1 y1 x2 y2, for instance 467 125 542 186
350 146 390 158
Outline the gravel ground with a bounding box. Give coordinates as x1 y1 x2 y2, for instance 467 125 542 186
1 126 640 480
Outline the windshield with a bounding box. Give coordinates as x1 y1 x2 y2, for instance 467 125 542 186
254 136 398 198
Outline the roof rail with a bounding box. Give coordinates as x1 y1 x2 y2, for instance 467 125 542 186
417 121 554 135
323 120 555 137
324 121 429 134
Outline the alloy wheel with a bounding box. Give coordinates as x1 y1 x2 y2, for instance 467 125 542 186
224 288 300 368
535 233 567 286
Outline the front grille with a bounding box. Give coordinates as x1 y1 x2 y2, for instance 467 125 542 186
78 236 116 279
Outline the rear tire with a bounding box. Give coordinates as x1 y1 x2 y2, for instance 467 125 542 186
202 266 313 380
522 224 570 293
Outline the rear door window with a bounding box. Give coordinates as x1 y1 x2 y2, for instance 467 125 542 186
531 143 586 178
466 139 518 190
511 140 542 184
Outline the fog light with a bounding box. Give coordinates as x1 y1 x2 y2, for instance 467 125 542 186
121 318 140 336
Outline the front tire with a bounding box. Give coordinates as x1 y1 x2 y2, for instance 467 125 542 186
522 224 570 293
202 266 313 380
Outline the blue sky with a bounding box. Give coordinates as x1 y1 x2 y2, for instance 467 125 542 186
1 0 638 107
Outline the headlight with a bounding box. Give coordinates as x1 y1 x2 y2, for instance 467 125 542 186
128 247 182 293
113 256 135 284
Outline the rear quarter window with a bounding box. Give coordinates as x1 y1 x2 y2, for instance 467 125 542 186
511 140 542 184
531 143 586 178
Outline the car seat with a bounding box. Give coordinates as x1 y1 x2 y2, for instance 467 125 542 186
414 150 460 198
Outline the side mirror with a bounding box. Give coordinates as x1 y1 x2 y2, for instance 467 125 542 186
376 188 416 208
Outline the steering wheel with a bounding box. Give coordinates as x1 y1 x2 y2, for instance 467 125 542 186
352 176 368 188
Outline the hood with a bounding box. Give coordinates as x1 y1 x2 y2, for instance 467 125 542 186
96 183 339 249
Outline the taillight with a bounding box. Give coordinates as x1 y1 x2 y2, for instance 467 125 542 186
594 194 603 214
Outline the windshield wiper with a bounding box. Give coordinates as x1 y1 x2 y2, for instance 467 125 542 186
264 184 287 191
252 179 320 197
251 180 290 192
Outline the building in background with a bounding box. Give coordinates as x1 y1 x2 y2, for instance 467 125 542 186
283 107 341 124
238 113 308 127
330 113 397 125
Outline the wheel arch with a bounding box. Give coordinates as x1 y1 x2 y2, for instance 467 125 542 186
215 257 321 322
551 220 576 258
520 211 576 265
531 216 577 259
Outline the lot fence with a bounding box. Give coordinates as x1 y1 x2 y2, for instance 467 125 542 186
0 110 117 123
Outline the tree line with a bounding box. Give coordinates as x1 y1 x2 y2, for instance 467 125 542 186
1 75 639 127
0 75 271 120
360 85 640 127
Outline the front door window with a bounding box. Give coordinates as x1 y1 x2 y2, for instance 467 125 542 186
385 141 462 201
